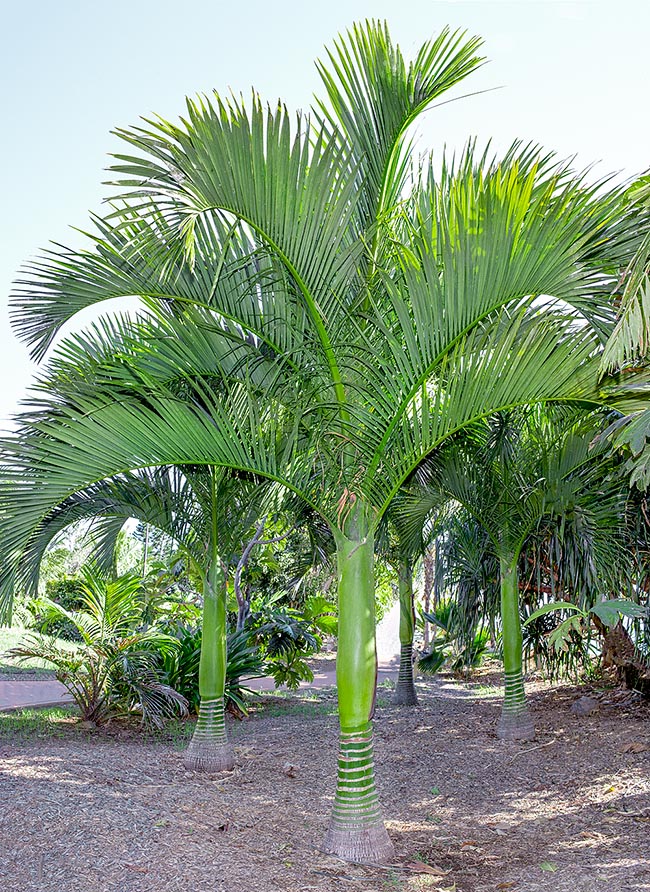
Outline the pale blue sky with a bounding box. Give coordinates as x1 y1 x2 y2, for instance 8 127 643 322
1 0 648 427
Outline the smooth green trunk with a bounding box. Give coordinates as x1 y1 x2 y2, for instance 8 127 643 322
497 554 535 741
322 502 394 863
393 557 418 706
184 561 235 771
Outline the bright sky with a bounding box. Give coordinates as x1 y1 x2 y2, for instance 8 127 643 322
1 0 648 429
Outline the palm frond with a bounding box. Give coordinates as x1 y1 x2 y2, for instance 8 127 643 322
314 21 485 230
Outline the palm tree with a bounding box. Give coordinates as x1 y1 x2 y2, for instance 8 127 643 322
10 464 273 770
1 22 645 861
379 487 447 706
416 410 633 739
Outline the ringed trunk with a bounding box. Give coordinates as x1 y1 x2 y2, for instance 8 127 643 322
393 557 418 706
322 501 394 863
497 554 535 741
184 562 234 771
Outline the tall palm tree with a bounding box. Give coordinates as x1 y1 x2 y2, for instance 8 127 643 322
1 22 645 861
379 488 447 706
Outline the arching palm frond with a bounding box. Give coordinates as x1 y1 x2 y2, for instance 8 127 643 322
602 175 650 372
314 21 485 236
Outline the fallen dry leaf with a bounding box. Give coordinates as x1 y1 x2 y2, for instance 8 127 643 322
488 822 510 836
620 741 647 754
405 861 449 876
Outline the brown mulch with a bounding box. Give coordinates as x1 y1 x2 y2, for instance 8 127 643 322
1 673 649 892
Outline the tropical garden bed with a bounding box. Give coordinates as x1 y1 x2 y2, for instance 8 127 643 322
2 674 649 892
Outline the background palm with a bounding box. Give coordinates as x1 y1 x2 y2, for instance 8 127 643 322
414 408 634 737
13 464 276 770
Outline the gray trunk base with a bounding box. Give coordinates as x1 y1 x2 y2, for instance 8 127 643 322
183 739 235 772
322 823 394 864
392 678 418 706
392 644 418 706
497 709 536 741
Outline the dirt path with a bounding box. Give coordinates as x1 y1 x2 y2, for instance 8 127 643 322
2 674 649 892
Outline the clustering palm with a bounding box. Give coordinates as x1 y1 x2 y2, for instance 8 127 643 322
2 23 645 860
8 570 186 726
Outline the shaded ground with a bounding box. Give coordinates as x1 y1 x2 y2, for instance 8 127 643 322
1 672 649 892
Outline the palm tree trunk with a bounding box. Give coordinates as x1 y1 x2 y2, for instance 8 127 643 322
422 545 435 649
497 554 535 741
183 561 234 771
393 557 418 706
322 502 394 863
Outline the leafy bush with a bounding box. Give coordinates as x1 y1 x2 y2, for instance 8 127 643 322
266 650 315 689
246 604 319 688
160 623 202 713
8 571 187 727
417 643 449 675
161 623 265 714
418 599 490 674
523 598 647 681
29 576 86 641
224 628 266 712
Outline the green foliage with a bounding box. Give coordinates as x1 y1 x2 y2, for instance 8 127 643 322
242 518 336 609
159 622 202 713
29 576 86 641
374 561 398 623
161 621 266 714
7 571 187 727
417 644 449 675
242 596 335 690
266 650 314 690
418 599 490 674
523 597 648 680
252 607 319 657
223 627 267 712
301 595 338 637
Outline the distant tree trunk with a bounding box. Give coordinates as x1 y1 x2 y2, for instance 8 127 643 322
233 517 296 631
422 545 435 649
236 594 251 632
234 518 266 632
393 556 418 706
497 553 535 741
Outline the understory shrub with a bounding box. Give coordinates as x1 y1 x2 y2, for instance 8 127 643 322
8 571 187 727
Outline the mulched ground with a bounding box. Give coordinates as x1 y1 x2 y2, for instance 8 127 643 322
1 671 649 892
